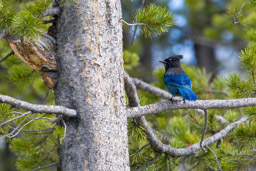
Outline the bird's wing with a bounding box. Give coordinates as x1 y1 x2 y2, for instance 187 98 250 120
178 87 197 101
164 75 192 89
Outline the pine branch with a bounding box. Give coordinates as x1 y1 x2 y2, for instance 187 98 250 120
127 98 256 118
135 152 162 171
0 111 31 127
238 151 256 171
0 94 77 117
40 144 60 159
200 110 208 153
233 0 248 25
206 146 222 171
137 115 249 157
122 20 147 27
125 74 250 157
31 162 59 171
132 77 172 99
130 143 150 156
0 51 14 63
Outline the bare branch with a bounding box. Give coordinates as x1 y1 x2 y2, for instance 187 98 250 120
0 111 31 127
40 144 59 159
44 7 60 16
200 110 208 153
132 77 172 99
207 90 228 96
127 98 256 118
0 51 14 63
140 115 249 157
215 115 228 124
238 151 256 171
0 94 77 117
206 146 222 171
135 153 162 171
233 0 248 25
9 115 48 138
130 143 150 156
31 162 59 171
131 0 146 45
3 114 34 138
122 20 147 27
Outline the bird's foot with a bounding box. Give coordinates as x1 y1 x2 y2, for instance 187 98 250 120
183 99 186 103
169 97 173 103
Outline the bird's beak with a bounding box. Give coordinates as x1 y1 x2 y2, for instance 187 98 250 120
159 60 166 64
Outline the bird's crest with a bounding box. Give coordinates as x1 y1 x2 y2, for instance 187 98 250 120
165 55 183 61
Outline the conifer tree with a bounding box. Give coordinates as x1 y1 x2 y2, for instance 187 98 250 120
0 0 256 170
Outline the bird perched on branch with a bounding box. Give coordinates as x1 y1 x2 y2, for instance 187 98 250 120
159 55 197 101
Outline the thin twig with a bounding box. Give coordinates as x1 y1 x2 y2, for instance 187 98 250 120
0 111 31 127
62 118 67 138
10 115 48 138
233 0 248 25
135 153 162 171
200 110 208 153
130 143 150 156
40 144 60 158
0 94 77 117
31 162 59 171
131 0 146 45
17 127 54 133
0 51 14 63
122 20 147 26
237 151 256 171
3 114 34 138
207 90 228 96
206 146 222 171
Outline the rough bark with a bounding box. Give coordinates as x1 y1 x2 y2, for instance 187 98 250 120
54 0 129 170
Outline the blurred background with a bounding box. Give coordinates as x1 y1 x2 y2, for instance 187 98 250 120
0 0 254 170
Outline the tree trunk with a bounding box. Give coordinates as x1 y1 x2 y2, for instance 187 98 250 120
54 0 130 170
194 43 217 79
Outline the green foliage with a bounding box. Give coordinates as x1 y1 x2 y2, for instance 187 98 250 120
8 64 38 87
227 46 256 98
9 115 63 170
26 0 52 15
134 4 174 38
123 50 140 71
0 0 52 39
11 10 43 39
0 0 16 31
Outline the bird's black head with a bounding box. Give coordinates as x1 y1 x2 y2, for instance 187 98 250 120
159 55 183 70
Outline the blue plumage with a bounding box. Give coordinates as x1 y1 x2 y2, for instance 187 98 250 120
159 55 197 101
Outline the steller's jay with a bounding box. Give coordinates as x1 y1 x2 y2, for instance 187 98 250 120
159 55 197 101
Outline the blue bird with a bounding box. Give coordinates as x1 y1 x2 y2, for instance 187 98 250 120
159 55 197 101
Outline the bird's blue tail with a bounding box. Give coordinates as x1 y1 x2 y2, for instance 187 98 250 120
178 88 197 101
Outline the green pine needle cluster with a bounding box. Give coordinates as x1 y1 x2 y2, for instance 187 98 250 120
134 4 174 38
0 0 16 31
0 0 52 39
227 46 256 98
